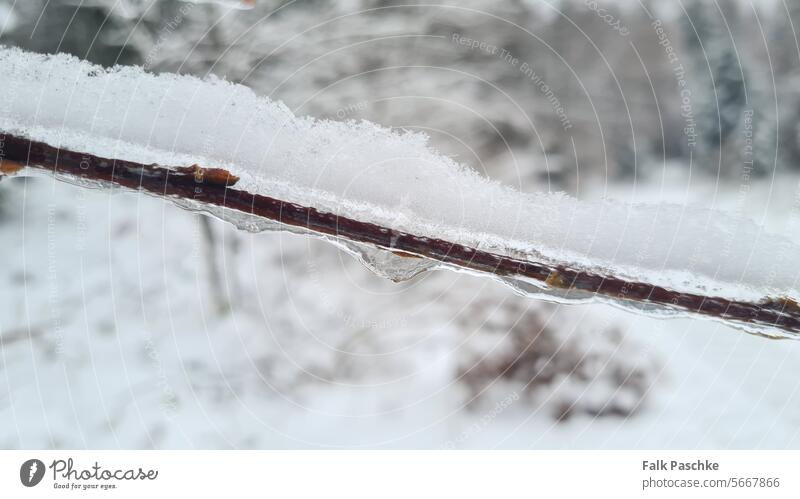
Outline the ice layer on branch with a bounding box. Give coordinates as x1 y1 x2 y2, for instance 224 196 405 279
0 47 798 336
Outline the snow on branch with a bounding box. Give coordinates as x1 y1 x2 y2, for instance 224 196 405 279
1 47 799 338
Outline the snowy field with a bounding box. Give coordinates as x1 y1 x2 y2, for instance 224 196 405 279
2 171 800 449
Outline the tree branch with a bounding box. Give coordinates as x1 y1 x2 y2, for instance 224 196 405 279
2 132 799 337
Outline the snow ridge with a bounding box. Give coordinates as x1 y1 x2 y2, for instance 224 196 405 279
0 46 798 303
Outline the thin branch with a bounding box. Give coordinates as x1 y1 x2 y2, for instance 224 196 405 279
2 132 799 337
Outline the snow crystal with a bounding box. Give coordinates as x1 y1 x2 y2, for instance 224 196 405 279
0 46 798 305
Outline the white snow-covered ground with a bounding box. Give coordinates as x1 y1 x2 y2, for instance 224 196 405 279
2 170 800 449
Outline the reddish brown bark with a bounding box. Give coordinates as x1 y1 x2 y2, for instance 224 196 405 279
2 132 798 337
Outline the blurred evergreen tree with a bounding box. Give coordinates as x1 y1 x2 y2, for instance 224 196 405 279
681 0 778 177
770 1 800 172
0 0 189 67
683 2 745 148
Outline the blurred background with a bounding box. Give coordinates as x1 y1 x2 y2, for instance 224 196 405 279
2 0 800 449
